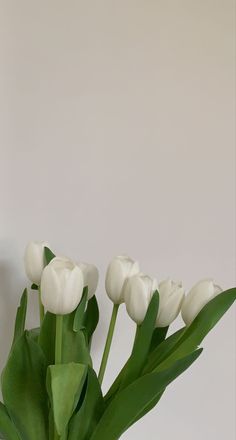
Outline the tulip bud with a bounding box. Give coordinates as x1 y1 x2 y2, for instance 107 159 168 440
105 255 140 304
124 274 158 324
156 279 185 327
41 257 84 315
181 279 222 325
24 241 49 285
77 262 99 299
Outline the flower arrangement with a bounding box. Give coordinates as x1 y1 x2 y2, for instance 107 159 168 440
0 241 235 440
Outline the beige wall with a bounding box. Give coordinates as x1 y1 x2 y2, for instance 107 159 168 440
0 1 235 439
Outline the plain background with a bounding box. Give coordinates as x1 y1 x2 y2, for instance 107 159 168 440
0 1 235 439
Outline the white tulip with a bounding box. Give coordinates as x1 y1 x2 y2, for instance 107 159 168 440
24 241 49 285
105 255 140 304
41 257 84 315
77 262 99 299
124 274 158 324
156 279 185 327
181 279 222 325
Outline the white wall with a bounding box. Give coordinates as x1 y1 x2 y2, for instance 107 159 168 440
0 1 235 439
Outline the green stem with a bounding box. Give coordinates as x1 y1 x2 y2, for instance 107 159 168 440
38 287 44 325
54 315 63 440
98 304 119 385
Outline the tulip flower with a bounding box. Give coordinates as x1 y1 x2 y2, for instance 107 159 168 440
41 257 84 315
181 279 222 325
24 241 49 285
105 255 140 304
124 273 158 325
77 262 99 299
156 279 185 327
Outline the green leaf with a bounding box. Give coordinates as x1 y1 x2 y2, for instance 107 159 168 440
27 327 40 343
83 296 99 345
90 349 203 440
47 363 88 437
105 292 160 404
68 368 104 440
2 333 48 440
104 363 127 406
152 288 236 372
143 327 185 374
39 312 56 365
39 310 92 366
105 328 182 405
62 311 92 366
0 403 20 440
149 326 169 352
11 289 28 349
44 247 56 265
129 391 164 427
104 327 180 405
73 288 88 332
120 291 159 390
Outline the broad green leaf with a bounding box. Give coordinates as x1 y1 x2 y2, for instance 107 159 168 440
83 296 99 345
143 327 185 374
105 327 182 404
27 327 40 343
11 289 27 348
0 403 20 440
105 293 160 404
39 310 92 366
129 391 164 427
73 288 88 332
90 349 202 440
39 312 56 365
2 333 48 440
44 247 56 265
120 292 159 390
62 312 92 366
47 363 87 437
48 409 54 440
154 288 236 372
48 409 68 440
149 326 169 352
68 368 104 440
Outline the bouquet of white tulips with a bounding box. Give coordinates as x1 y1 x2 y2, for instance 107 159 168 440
0 242 235 440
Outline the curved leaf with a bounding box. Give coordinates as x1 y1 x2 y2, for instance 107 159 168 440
2 333 48 440
39 310 92 366
47 363 87 436
0 403 20 440
154 288 236 372
149 326 169 352
73 288 88 332
90 349 203 440
83 296 99 345
68 368 104 440
120 291 159 390
39 312 56 365
11 289 27 349
129 391 164 427
144 327 185 374
44 247 56 265
27 327 40 343
62 313 92 366
105 292 160 403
